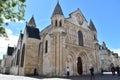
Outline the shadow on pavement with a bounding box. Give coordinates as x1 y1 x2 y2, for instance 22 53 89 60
26 74 120 80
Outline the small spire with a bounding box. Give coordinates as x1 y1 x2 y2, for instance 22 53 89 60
27 16 36 28
89 19 97 32
52 1 64 17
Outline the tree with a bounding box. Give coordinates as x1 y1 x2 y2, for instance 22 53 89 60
0 27 7 37
0 0 26 37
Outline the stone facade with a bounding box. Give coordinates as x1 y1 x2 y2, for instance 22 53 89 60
1 2 120 77
1 55 12 74
36 2 100 76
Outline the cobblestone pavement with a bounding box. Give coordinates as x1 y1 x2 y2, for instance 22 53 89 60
0 73 120 80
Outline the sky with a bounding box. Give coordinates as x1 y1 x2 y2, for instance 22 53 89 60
0 0 120 59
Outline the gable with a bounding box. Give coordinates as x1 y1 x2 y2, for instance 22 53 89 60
66 9 88 27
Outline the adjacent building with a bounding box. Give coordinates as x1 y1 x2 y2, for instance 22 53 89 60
1 46 14 74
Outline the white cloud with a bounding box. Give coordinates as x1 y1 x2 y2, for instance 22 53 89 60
111 48 120 56
0 28 19 59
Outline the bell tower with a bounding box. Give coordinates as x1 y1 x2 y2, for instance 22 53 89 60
50 1 66 76
51 1 64 27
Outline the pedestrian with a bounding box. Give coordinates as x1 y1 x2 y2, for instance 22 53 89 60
66 67 70 78
111 67 115 75
116 66 120 76
101 68 104 75
89 67 95 80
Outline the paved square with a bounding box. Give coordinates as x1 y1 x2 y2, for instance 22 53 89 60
1 73 120 80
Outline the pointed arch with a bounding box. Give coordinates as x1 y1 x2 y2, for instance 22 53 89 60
66 54 74 76
78 51 89 75
78 31 83 46
55 20 57 26
21 44 25 67
16 49 20 65
77 57 83 75
38 42 41 56
59 20 62 27
45 40 48 53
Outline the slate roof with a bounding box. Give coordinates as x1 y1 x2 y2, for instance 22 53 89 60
26 26 40 39
7 47 14 56
27 16 36 28
52 2 64 16
89 20 97 32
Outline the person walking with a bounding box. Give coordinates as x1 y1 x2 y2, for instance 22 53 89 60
89 67 95 80
111 67 115 75
101 68 104 75
66 67 70 78
116 66 120 76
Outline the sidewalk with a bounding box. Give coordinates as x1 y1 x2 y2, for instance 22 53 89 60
30 74 120 80
0 72 120 80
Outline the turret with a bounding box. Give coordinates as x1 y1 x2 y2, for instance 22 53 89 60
27 16 36 28
25 16 40 39
102 42 107 50
51 1 64 27
89 19 98 41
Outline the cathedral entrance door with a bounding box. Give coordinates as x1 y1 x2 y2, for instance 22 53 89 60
77 57 83 75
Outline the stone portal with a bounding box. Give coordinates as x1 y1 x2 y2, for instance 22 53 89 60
77 57 83 75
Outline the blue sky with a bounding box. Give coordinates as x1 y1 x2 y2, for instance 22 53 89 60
0 0 120 59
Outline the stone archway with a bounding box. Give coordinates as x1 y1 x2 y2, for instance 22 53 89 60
66 53 75 76
77 51 89 75
77 57 83 75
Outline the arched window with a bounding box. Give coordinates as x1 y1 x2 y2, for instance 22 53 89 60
55 20 57 26
78 31 83 46
45 40 48 53
59 20 62 27
94 35 97 41
38 43 41 56
16 50 20 65
21 44 25 67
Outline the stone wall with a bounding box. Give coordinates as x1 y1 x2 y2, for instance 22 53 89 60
24 38 40 75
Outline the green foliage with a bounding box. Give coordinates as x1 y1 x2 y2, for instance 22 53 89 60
0 0 26 37
0 27 7 37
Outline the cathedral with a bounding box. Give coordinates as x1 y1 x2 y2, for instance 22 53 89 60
1 2 102 76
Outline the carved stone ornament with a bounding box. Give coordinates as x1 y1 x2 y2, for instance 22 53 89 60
76 13 83 25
